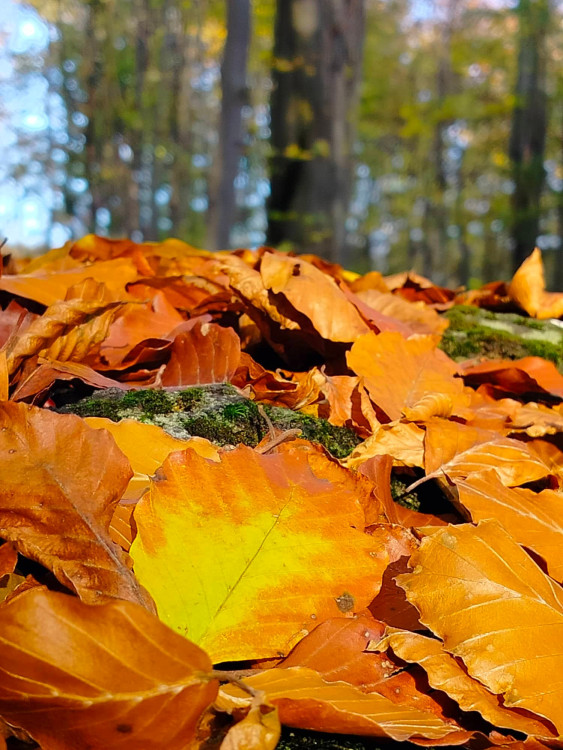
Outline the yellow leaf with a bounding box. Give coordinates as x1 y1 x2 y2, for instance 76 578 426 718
130 445 389 662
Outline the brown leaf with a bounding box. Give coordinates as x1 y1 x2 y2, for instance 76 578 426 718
0 257 139 306
259 251 370 343
0 402 153 609
219 667 471 743
159 322 241 386
372 628 555 737
0 588 217 750
220 694 280 750
417 418 552 489
461 357 563 401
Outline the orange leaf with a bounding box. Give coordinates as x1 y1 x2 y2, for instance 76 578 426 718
373 628 554 737
219 667 470 743
461 357 563 400
345 421 425 469
507 248 563 319
347 332 466 421
0 257 139 306
259 251 370 343
220 694 280 750
354 289 449 336
397 520 563 732
0 403 153 609
418 418 552 488
0 588 217 750
455 470 563 583
84 417 220 503
159 322 241 386
131 445 390 661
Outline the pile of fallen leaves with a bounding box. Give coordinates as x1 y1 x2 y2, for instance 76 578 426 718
0 236 562 750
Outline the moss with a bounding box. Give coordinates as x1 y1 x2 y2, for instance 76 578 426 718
60 384 361 458
278 728 382 750
181 406 264 447
263 406 361 459
390 475 421 511
175 387 206 410
120 389 174 417
440 305 563 368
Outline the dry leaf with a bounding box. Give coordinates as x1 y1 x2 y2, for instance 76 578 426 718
455 470 563 583
347 332 466 422
0 588 217 750
397 520 563 732
507 248 563 319
0 402 153 609
159 322 241 386
371 628 554 737
219 667 470 743
417 418 552 489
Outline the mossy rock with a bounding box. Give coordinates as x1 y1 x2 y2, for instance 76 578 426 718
61 383 361 458
439 306 563 370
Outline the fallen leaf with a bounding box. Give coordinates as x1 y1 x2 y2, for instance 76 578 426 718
397 520 563 732
0 588 217 750
507 248 563 319
0 402 153 609
461 357 563 400
12 357 128 401
84 417 220 502
159 322 241 386
417 418 552 489
347 332 466 421
345 421 425 469
0 257 139 306
220 693 280 750
218 667 470 743
372 628 554 737
5 280 122 376
131 445 389 662
259 251 370 343
354 290 449 336
455 470 563 583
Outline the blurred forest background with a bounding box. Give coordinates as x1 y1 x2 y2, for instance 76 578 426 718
1 0 562 288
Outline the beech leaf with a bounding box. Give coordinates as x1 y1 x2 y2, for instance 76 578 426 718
219 667 471 743
0 403 153 610
130 444 389 662
397 520 563 732
0 588 217 750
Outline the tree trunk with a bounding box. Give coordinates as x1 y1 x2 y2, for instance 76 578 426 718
508 0 550 272
266 0 365 264
207 0 251 250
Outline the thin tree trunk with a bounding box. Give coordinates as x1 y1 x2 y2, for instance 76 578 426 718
207 0 251 250
267 0 365 264
508 0 550 272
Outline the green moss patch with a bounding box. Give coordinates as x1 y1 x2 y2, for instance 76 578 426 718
440 305 563 369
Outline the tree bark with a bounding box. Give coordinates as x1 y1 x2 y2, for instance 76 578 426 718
508 0 550 272
266 0 365 264
207 0 251 250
